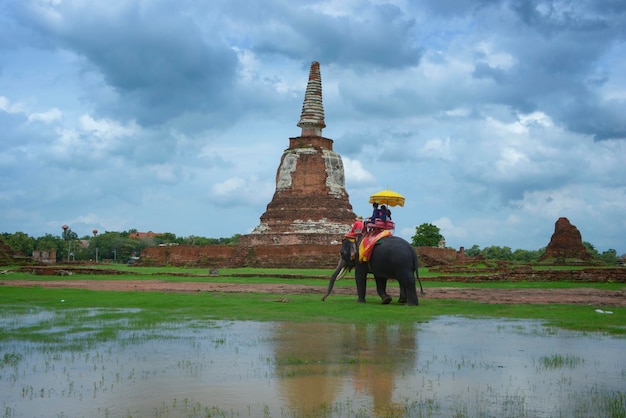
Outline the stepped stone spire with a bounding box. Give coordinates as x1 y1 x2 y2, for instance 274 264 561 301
297 61 326 137
243 61 356 246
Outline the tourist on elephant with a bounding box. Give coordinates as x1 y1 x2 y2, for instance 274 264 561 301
366 202 387 232
345 216 364 240
370 202 381 221
380 205 389 221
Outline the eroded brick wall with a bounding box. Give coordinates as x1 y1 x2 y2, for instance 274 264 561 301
423 268 626 283
140 242 471 268
248 244 340 268
239 233 343 246
141 243 341 268
142 245 236 267
416 246 469 266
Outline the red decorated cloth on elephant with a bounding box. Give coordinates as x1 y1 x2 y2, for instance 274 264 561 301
359 230 392 263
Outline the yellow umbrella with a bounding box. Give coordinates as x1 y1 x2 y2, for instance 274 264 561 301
369 189 405 207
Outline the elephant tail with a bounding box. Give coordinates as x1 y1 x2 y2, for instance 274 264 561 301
413 250 425 296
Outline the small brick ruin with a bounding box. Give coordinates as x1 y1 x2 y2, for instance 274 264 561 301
540 217 592 262
417 246 470 266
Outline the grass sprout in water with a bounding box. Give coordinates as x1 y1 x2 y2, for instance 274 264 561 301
537 353 585 369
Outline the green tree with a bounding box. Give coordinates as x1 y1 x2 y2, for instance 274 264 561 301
228 234 241 245
0 232 35 256
481 245 513 261
411 223 444 247
583 241 600 259
599 249 618 266
60 227 79 261
176 234 241 246
87 231 143 263
61 227 78 241
157 232 179 245
512 248 543 263
465 244 481 257
34 233 65 261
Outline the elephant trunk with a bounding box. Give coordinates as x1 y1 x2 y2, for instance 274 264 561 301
322 258 349 301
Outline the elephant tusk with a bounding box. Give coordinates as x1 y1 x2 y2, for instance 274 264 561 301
335 267 348 281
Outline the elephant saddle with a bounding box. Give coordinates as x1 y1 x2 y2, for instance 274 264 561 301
359 230 392 263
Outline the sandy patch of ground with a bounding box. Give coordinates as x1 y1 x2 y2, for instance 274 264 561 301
2 279 625 307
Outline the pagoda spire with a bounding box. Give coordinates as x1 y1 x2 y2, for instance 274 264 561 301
297 61 326 137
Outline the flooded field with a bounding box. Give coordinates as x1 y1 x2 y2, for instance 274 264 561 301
1 308 624 417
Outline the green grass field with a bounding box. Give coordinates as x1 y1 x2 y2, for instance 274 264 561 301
0 265 624 340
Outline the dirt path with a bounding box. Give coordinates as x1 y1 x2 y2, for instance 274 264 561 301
3 279 625 307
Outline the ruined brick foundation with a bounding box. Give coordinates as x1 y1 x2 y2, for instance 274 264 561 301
139 242 471 269
140 243 341 269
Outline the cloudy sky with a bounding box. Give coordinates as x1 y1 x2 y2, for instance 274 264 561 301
1 0 625 254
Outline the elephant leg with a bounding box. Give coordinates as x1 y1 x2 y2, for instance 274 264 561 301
375 278 392 304
355 273 367 303
398 283 407 304
402 277 419 306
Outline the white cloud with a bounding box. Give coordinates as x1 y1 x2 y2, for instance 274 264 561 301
495 147 530 176
433 216 468 241
149 163 180 184
0 96 28 115
421 137 452 160
343 157 376 184
475 41 515 70
78 114 139 139
212 177 246 195
211 176 273 206
28 108 63 123
518 111 552 128
485 116 528 135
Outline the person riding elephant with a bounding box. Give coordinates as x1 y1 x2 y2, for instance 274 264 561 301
370 202 381 221
367 202 387 231
322 233 424 305
345 216 364 240
380 205 388 221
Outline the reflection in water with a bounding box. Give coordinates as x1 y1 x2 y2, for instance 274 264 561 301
0 310 625 417
272 322 418 416
351 323 417 416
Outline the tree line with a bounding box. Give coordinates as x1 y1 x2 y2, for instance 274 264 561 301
411 223 621 266
1 223 621 265
1 229 240 263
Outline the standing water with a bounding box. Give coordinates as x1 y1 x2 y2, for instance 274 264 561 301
1 309 624 417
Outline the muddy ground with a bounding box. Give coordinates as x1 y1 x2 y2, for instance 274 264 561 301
2 279 625 307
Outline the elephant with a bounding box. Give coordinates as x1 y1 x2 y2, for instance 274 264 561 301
322 234 425 305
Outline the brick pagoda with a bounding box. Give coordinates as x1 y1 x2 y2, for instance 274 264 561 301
241 61 356 246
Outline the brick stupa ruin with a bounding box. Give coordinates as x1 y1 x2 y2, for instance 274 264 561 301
539 217 592 262
241 61 356 246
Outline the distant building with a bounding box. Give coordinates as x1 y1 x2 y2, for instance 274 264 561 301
32 249 56 264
